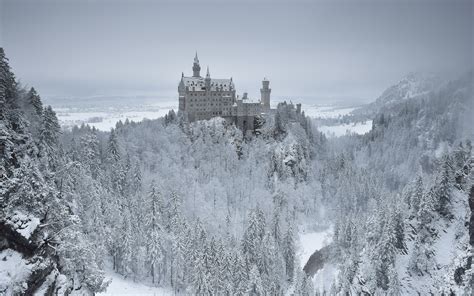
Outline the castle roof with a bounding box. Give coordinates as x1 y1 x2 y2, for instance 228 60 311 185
183 76 234 91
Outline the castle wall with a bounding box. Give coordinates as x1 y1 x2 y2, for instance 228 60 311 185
178 55 271 131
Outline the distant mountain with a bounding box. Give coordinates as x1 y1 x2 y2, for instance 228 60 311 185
355 72 443 116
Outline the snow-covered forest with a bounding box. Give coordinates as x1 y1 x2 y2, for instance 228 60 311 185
1 44 473 296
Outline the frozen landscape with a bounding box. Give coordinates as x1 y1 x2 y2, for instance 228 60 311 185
1 0 473 295
51 99 372 138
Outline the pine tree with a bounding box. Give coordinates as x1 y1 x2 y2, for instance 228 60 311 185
283 223 296 282
191 251 212 295
409 192 436 275
107 129 120 163
232 252 249 296
130 162 142 195
271 202 282 245
410 175 423 216
0 48 19 117
294 269 314 296
386 267 401 296
41 106 60 149
26 87 43 117
247 264 264 296
391 206 407 254
79 129 101 178
119 207 134 277
434 156 453 218
146 182 164 284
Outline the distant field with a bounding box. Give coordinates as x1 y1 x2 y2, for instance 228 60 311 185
50 98 369 137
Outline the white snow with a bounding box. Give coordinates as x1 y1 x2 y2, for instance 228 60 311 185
319 120 372 137
57 110 172 131
298 227 333 268
5 211 41 240
298 228 337 294
55 100 359 131
0 249 32 295
97 270 173 296
312 263 339 294
393 189 470 295
301 105 357 119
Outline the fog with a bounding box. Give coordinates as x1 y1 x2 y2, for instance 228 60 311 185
1 0 472 104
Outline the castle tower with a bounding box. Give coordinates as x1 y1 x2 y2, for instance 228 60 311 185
178 72 185 111
205 66 211 89
260 77 271 111
192 52 201 77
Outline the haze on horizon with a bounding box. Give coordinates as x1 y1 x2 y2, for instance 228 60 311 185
1 0 472 105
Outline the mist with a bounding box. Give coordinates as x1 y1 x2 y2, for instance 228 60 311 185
1 0 472 104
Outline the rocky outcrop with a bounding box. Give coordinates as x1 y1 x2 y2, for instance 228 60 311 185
0 220 37 257
0 217 68 296
303 244 332 277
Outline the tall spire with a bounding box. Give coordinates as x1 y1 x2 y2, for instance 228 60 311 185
206 66 210 78
192 52 201 77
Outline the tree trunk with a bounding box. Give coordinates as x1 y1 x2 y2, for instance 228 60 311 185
469 185 474 246
152 264 155 284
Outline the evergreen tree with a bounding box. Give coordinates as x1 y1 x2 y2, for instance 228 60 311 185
41 106 61 149
26 87 43 117
434 156 453 218
146 182 165 284
409 192 436 275
410 175 423 217
232 252 249 296
247 264 265 296
242 208 266 267
107 129 120 163
283 223 296 282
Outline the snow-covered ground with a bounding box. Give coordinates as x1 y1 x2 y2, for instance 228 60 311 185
0 249 32 295
302 105 357 119
318 120 372 137
52 96 362 131
98 270 172 296
297 227 338 294
57 110 171 131
312 262 339 294
301 228 339 295
298 228 333 268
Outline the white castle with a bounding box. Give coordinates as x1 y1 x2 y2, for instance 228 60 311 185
178 53 271 130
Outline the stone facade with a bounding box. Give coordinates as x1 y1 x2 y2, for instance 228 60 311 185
178 53 271 130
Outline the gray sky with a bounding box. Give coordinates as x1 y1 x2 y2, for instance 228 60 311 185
1 0 472 104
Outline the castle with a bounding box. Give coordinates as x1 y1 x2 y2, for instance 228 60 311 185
178 53 271 130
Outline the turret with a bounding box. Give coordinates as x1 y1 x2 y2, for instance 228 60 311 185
260 77 271 111
192 52 201 77
205 66 211 89
178 72 185 92
178 72 186 112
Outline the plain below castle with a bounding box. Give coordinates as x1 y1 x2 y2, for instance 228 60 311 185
178 53 272 130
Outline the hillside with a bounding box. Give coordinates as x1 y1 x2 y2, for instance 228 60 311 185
1 45 473 295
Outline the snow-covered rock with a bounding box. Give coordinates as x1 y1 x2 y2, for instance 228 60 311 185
5 211 41 240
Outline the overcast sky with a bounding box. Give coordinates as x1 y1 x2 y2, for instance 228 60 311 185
1 0 472 104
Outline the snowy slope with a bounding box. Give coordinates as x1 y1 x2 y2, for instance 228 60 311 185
97 270 172 296
0 249 33 295
298 228 333 268
355 72 442 116
297 228 338 294
318 120 372 137
395 189 472 295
